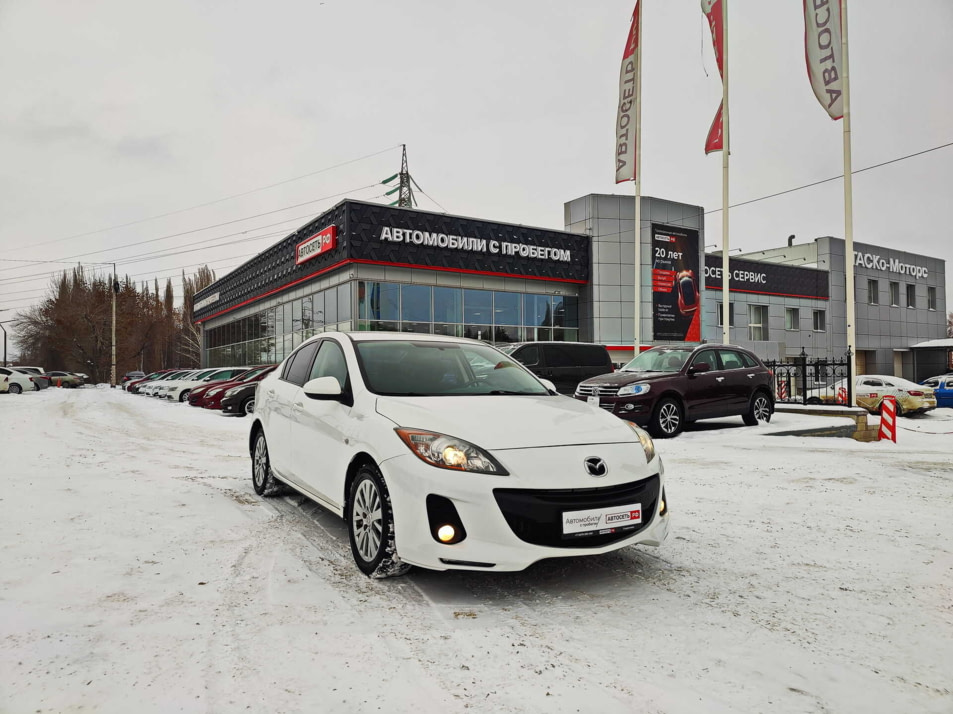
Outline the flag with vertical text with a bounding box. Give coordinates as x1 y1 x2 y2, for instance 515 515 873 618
803 0 844 119
615 2 640 183
701 0 725 153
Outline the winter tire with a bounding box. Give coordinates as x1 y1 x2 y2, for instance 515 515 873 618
241 397 255 416
251 430 278 496
649 397 683 439
743 391 773 426
347 464 411 579
9 383 22 395
178 390 190 403
806 397 822 405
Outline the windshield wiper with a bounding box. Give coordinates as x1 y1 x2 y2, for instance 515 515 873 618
485 390 539 395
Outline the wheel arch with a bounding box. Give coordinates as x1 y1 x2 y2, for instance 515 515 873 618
249 418 264 456
344 452 380 509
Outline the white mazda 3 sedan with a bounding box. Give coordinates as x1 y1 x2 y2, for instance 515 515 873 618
249 332 669 578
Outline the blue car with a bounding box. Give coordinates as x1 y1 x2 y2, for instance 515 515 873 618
921 374 953 408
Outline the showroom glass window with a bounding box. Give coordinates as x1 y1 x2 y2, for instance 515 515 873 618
889 282 900 306
785 307 799 331
867 279 878 305
747 305 768 341
813 310 826 332
927 286 937 311
906 284 916 308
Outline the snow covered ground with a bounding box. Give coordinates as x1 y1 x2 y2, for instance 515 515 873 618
1 388 951 713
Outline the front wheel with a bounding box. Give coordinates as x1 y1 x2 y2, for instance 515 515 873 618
806 397 822 405
178 390 190 403
743 391 773 426
251 430 278 496
347 464 410 578
649 397 683 439
241 397 255 416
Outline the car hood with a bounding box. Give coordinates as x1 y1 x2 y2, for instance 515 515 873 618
374 394 638 449
581 370 679 386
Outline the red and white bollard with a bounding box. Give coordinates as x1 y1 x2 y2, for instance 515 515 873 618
778 381 788 400
836 386 848 405
878 395 898 443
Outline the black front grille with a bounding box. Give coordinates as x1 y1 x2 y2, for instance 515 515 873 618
493 476 660 548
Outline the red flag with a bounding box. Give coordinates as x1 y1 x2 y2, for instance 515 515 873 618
615 2 640 183
705 101 723 154
701 0 725 153
803 0 844 119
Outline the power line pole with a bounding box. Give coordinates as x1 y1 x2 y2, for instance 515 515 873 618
111 264 118 388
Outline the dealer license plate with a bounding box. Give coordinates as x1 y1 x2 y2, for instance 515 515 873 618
562 502 642 538
587 396 600 407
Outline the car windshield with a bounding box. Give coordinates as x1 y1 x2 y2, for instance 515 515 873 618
620 349 690 373
355 340 550 397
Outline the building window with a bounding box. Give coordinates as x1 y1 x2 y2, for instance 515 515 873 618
748 305 768 341
813 310 826 332
715 302 735 327
889 282 900 306
785 307 799 331
867 279 878 305
927 286 937 311
906 284 916 308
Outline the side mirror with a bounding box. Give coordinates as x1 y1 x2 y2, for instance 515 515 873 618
303 376 344 400
688 362 711 375
539 378 557 394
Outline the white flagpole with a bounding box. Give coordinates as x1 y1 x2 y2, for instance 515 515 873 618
634 0 643 355
841 0 856 404
721 0 730 345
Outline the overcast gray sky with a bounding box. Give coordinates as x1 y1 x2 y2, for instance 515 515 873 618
1 0 951 341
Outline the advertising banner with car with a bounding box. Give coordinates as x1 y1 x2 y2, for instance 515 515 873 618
651 223 700 342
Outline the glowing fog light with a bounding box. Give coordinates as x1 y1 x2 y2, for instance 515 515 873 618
437 525 456 543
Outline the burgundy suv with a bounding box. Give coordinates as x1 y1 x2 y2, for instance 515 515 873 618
574 344 774 438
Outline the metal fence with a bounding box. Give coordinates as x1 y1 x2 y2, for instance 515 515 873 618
765 351 853 406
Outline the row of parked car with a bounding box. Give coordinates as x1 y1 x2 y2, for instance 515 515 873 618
122 365 277 415
0 366 87 394
804 373 950 414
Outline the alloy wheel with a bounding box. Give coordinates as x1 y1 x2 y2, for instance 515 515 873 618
244 398 255 415
753 395 771 422
351 479 383 563
252 436 268 491
658 402 680 434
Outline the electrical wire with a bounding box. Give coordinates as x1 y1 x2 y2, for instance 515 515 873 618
11 144 403 253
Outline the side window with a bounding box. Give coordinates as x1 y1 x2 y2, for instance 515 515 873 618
690 351 718 371
513 345 539 367
542 346 573 368
717 349 744 370
309 340 349 390
862 378 884 387
739 352 759 368
0 368 9 376
566 345 611 367
283 341 320 386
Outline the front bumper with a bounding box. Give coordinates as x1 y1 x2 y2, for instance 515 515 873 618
573 393 653 425
382 445 669 572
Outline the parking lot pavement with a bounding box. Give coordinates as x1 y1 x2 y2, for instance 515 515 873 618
1 388 951 713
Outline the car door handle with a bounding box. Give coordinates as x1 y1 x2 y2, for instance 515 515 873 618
747 374 755 379
292 401 304 411
266 389 275 396
715 377 725 382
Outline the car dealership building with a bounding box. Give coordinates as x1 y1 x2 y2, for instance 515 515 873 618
193 195 947 381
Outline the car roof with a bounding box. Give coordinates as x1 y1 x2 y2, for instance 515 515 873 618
341 331 477 346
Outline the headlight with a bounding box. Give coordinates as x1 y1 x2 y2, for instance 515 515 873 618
626 422 656 463
617 383 650 397
224 387 241 397
395 428 508 475
208 388 222 396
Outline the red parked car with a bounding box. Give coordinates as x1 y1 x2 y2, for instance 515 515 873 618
189 365 276 409
126 369 176 394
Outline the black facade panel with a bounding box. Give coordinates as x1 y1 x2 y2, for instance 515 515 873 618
346 202 589 283
703 255 829 300
193 200 589 322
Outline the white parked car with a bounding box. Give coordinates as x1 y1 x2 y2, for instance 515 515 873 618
806 374 937 415
163 366 249 402
250 332 669 578
141 370 193 397
0 367 37 394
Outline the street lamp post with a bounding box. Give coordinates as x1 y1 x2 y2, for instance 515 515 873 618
111 263 118 388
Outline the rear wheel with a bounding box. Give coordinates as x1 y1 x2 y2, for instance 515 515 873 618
347 464 410 578
9 383 23 395
743 391 773 426
806 397 822 405
251 430 278 496
649 397 683 439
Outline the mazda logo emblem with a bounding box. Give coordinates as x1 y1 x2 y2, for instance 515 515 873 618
584 457 608 477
